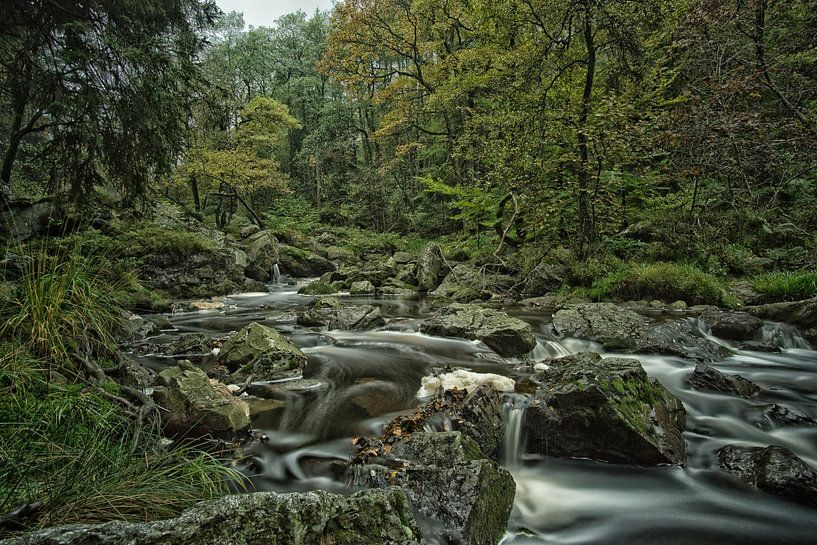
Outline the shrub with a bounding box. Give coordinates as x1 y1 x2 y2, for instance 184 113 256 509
593 262 732 306
123 225 218 263
751 270 817 301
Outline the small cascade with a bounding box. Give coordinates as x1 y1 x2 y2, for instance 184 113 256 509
757 322 812 349
272 263 282 285
501 394 529 469
529 339 571 360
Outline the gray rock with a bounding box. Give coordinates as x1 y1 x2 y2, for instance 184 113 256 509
350 432 514 545
637 319 732 361
390 251 414 265
142 247 246 299
700 309 764 341
716 445 817 506
760 404 817 429
421 303 536 357
524 352 686 465
245 397 286 429
120 311 161 342
415 242 446 292
242 229 280 282
2 488 424 545
520 261 564 297
217 322 307 382
431 265 513 302
297 297 385 330
297 280 338 295
748 296 817 342
689 364 760 398
350 280 376 295
379 278 418 296
152 361 250 439
278 245 335 277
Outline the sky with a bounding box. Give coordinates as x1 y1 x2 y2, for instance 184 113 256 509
215 0 335 27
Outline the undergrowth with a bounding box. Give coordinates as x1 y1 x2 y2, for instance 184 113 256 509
751 270 817 301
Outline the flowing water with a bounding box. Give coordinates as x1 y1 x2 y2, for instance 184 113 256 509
133 282 817 544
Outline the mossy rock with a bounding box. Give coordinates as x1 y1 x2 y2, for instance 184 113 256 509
298 281 338 295
217 322 307 381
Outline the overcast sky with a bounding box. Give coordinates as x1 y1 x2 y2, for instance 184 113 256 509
215 0 335 27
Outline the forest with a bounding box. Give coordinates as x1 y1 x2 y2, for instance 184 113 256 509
1 0 816 543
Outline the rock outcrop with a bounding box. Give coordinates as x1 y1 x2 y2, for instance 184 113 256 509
278 245 335 277
689 364 760 398
2 488 424 545
421 303 536 357
524 352 686 465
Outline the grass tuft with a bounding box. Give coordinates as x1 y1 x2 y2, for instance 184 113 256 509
750 270 817 301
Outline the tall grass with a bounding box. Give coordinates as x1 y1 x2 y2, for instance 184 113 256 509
751 270 817 301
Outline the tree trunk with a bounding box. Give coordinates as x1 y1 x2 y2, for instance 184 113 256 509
190 175 201 211
576 4 597 257
0 66 33 207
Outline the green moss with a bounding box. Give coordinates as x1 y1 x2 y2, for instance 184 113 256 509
298 281 337 295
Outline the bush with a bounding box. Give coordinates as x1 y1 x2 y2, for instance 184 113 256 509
593 262 732 306
751 270 817 301
123 225 218 263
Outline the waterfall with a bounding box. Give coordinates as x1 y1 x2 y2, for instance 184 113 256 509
757 322 811 349
501 394 529 469
272 263 282 285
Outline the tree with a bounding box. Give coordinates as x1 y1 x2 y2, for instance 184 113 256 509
0 0 219 207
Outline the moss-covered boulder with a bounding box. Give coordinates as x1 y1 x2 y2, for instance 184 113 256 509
4 488 425 545
217 322 307 382
242 229 279 282
421 303 536 357
152 361 250 440
717 445 817 506
297 297 385 330
278 244 335 277
350 280 376 295
524 352 686 465
349 432 514 545
298 280 338 295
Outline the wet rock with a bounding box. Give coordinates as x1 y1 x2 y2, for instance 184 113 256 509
278 244 335 277
716 445 817 506
245 397 286 429
245 378 323 400
297 297 385 330
217 322 307 382
689 364 760 398
242 229 279 282
350 280 376 295
760 404 816 428
415 242 446 292
700 309 764 341
518 293 587 310
748 296 817 339
153 361 250 439
432 264 514 302
242 278 269 293
120 311 160 342
379 278 418 295
4 488 424 545
552 303 730 361
552 303 647 351
524 352 686 465
350 432 514 545
421 303 536 357
738 341 781 353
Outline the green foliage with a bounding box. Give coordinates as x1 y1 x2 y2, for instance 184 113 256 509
592 262 732 306
0 346 242 535
124 225 219 262
0 243 126 370
751 270 817 301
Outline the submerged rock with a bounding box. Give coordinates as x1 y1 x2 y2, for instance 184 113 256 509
716 445 817 506
217 322 307 382
4 488 424 545
349 432 514 545
524 352 686 465
297 297 385 330
689 364 760 398
415 242 446 292
421 303 536 357
153 361 250 439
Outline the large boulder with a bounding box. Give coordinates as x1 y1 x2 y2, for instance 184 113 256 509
152 361 250 439
700 309 764 341
716 445 817 506
278 245 335 277
4 488 424 545
431 265 514 302
520 261 564 297
689 364 760 398
349 432 514 545
415 242 446 292
297 297 385 330
350 280 376 295
748 296 817 344
552 303 731 361
524 352 686 465
421 303 536 357
241 229 279 282
142 247 245 299
217 323 307 382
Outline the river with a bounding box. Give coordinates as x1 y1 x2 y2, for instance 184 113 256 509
133 281 817 544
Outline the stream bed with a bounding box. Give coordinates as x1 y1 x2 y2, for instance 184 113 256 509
133 281 817 545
